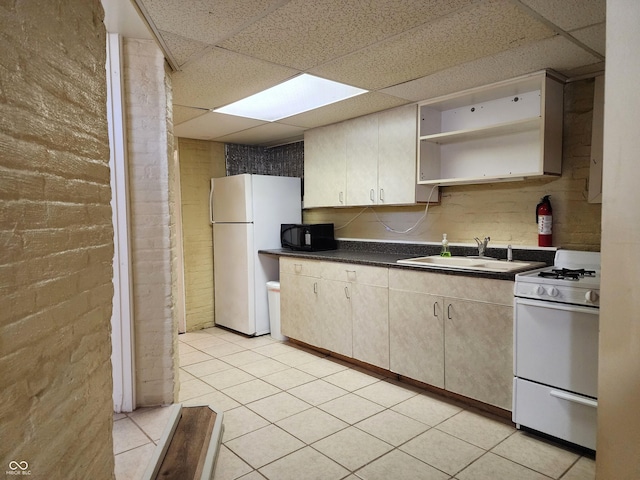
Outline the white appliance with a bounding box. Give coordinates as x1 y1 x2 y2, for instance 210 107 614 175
210 174 301 335
513 250 600 450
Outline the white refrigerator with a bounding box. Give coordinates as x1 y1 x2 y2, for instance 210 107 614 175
210 174 301 335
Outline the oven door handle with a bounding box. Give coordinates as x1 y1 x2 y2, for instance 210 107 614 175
514 297 599 316
550 390 598 408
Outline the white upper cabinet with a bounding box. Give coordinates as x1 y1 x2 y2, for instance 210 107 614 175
417 70 564 186
378 105 422 205
304 122 346 207
304 104 431 208
345 114 379 205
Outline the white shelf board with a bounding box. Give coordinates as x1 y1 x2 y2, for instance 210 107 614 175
419 117 541 145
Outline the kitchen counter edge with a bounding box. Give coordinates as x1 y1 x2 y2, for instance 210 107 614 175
259 248 547 281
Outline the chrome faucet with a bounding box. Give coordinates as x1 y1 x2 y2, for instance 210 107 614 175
474 236 490 257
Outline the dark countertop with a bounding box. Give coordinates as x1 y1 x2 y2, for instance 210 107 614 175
260 240 555 281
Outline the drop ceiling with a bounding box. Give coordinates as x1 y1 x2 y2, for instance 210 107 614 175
108 0 605 146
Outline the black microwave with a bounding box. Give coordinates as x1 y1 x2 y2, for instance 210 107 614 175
280 223 337 251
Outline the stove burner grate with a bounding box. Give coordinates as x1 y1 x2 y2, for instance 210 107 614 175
538 268 596 281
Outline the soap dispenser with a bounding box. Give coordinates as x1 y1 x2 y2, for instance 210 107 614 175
441 234 451 257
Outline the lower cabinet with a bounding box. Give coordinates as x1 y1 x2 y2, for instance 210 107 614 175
281 257 513 411
389 289 444 388
319 278 352 357
280 258 389 368
352 282 389 369
280 260 323 348
389 269 513 410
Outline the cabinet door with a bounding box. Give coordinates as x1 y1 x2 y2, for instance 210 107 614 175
389 290 444 388
352 284 389 369
346 114 379 206
319 279 352 357
444 299 513 410
280 272 322 348
304 123 346 207
378 105 418 205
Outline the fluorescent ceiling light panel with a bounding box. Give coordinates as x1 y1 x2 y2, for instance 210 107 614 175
214 74 368 122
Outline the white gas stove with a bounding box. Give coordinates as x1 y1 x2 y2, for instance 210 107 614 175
513 250 600 451
514 250 600 308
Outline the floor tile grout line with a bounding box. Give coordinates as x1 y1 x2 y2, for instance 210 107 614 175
113 438 156 458
126 414 162 446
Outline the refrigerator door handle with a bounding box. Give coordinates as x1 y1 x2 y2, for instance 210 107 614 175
209 179 215 224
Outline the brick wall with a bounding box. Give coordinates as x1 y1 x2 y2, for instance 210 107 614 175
123 39 177 405
177 138 225 331
305 79 602 251
0 1 115 478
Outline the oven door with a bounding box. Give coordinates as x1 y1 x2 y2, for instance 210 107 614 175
514 297 599 398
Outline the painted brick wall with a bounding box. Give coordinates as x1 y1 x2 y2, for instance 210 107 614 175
0 1 115 478
123 39 177 405
305 79 602 251
177 138 225 331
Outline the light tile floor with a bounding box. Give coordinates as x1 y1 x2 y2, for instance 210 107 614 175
114 326 596 480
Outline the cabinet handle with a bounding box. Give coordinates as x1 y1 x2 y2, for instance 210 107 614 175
379 188 384 202
345 269 356 281
370 189 375 202
339 191 344 204
344 286 350 299
433 301 439 317
447 304 452 320
313 282 318 294
294 263 302 273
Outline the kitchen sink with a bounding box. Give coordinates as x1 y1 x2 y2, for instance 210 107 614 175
397 255 545 273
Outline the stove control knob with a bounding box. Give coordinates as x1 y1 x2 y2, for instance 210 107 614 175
547 287 559 297
585 290 599 303
535 286 545 295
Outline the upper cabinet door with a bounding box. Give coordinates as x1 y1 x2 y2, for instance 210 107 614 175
346 114 379 206
304 104 433 208
304 123 346 208
378 104 418 205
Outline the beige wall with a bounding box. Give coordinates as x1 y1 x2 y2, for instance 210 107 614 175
597 0 640 477
177 138 226 331
124 39 178 405
306 79 601 251
0 1 115 478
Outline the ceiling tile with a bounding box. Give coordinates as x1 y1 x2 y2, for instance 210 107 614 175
157 30 209 67
309 0 555 90
173 105 208 125
380 36 601 102
218 0 476 70
570 23 605 56
282 92 410 129
519 0 605 31
137 0 287 44
560 61 605 79
174 111 266 140
216 123 307 146
171 47 299 109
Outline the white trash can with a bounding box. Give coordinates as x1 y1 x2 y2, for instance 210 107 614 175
266 281 287 341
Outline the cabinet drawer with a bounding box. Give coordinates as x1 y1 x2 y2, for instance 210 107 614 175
280 257 322 277
513 378 597 450
389 268 512 305
322 262 388 287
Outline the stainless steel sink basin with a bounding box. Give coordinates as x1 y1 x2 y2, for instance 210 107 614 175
397 255 545 273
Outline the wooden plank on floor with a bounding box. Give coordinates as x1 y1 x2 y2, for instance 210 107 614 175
155 406 217 480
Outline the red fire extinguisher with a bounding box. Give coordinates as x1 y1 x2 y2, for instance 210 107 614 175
536 195 553 247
